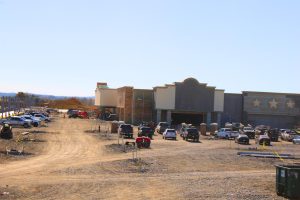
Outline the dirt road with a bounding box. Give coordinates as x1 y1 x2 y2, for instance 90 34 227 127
0 118 289 199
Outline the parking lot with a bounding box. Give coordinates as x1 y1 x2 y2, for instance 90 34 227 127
0 116 299 199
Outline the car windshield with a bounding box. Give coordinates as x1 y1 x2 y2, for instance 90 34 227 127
187 129 198 133
160 123 168 127
142 127 151 132
167 129 175 133
121 125 132 130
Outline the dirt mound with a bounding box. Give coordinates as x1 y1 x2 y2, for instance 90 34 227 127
47 98 96 110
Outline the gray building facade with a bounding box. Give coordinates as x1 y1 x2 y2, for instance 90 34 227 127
221 93 243 125
242 91 300 128
221 91 300 128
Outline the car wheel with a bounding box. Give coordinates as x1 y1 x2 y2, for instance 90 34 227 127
144 143 149 148
33 122 39 127
23 123 29 128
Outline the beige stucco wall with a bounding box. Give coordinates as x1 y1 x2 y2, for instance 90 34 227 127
95 89 117 107
154 86 175 110
214 90 224 112
95 89 101 106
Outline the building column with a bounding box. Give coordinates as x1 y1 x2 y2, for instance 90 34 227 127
206 112 212 126
156 110 161 122
217 112 222 127
167 110 172 125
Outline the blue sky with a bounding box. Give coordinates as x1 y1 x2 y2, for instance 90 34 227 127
0 0 299 96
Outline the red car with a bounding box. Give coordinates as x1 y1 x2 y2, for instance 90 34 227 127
136 137 151 148
78 111 89 119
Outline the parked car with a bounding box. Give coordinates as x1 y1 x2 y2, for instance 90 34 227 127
78 111 89 119
136 137 151 148
182 127 199 142
68 110 79 118
34 114 50 122
241 127 255 139
292 135 300 144
235 134 250 145
178 123 193 137
21 115 41 127
255 125 270 136
29 112 49 118
138 122 156 131
118 124 133 139
216 128 239 139
295 129 300 135
138 127 154 139
162 129 177 140
267 129 279 142
279 129 287 137
256 135 271 146
2 116 31 128
226 122 243 132
156 122 169 134
281 130 297 142
106 113 118 121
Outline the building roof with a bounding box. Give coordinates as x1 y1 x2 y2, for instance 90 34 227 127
243 91 300 96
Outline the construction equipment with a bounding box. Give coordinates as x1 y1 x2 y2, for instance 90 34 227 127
0 124 13 140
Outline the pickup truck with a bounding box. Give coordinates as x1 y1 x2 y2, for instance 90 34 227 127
241 127 255 139
181 127 200 142
156 122 169 134
216 128 239 139
118 124 134 139
138 126 154 139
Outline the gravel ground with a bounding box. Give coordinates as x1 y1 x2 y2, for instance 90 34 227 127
0 117 298 199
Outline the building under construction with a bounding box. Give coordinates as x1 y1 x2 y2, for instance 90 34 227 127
95 78 300 128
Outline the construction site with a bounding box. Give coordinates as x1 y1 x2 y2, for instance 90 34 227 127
0 111 299 199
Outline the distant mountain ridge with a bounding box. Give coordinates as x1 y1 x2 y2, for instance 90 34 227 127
0 92 93 100
0 92 16 97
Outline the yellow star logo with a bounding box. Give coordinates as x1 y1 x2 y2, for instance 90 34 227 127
269 99 278 109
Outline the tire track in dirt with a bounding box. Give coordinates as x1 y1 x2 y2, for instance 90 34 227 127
0 119 109 181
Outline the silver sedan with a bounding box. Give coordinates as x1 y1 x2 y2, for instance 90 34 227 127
293 135 300 144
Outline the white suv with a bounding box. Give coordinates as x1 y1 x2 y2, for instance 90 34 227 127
163 129 177 140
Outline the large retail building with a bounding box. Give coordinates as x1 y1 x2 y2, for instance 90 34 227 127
95 78 300 128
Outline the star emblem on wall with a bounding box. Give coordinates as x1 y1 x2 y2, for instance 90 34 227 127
269 99 278 109
287 100 295 109
253 99 261 107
